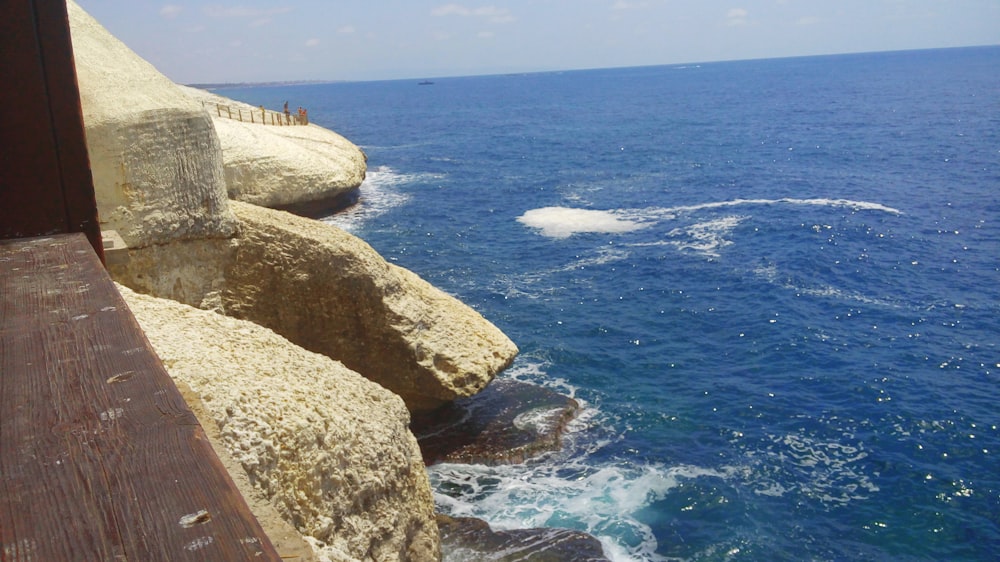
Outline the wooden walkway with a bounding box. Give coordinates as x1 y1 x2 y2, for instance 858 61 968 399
0 234 280 561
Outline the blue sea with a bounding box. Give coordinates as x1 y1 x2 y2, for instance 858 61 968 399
216 47 1000 561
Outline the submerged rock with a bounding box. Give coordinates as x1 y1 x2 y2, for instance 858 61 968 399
438 515 610 562
412 379 578 465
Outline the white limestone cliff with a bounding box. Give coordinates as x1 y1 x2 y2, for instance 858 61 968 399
67 0 520 559
68 1 235 249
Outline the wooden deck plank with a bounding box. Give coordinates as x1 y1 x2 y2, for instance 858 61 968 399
1 233 280 561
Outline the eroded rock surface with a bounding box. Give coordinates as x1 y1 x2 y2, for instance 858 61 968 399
223 201 519 413
68 1 236 249
121 285 440 562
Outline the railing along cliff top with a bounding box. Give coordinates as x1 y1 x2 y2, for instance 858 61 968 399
203 101 309 126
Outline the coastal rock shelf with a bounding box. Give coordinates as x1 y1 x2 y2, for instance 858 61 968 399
438 515 610 562
412 379 579 466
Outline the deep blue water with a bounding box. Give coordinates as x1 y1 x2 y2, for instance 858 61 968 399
216 47 1000 561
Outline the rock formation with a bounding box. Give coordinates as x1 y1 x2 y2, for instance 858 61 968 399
68 1 236 249
67 0 522 558
68 0 517 413
437 515 610 562
180 86 367 216
222 201 519 413
412 379 579 466
120 285 439 561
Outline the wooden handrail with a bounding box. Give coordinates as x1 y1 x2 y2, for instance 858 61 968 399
202 101 308 126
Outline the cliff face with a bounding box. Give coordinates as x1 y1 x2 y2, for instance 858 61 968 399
120 285 439 561
68 1 235 249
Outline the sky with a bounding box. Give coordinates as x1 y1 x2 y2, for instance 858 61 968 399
73 1 1000 84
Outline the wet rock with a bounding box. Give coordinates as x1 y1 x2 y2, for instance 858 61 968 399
438 514 610 562
412 379 578 466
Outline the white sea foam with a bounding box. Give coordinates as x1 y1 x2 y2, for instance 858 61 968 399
491 246 631 300
739 430 880 506
321 165 420 230
753 263 901 307
649 197 902 217
664 215 746 258
431 359 726 562
517 207 652 238
430 460 724 562
520 198 901 262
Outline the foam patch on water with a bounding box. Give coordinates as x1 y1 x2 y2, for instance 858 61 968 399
517 207 652 238
664 215 746 257
321 165 421 230
519 199 901 255
753 263 902 307
491 246 631 300
648 197 903 217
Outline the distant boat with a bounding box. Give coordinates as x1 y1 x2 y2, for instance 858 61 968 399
418 80 434 85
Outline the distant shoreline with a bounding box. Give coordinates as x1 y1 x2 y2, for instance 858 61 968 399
188 79 346 90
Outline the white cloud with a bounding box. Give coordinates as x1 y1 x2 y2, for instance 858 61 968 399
726 7 750 27
305 38 321 47
203 6 292 19
160 4 183 19
611 1 649 11
337 25 356 34
431 4 514 24
478 30 496 39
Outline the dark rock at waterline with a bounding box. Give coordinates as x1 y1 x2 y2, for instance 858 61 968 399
412 378 579 466
438 515 610 562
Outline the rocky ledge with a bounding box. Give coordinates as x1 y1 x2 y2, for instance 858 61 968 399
438 515 610 562
413 378 579 466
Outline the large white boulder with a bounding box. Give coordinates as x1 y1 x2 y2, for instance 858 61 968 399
120 285 440 561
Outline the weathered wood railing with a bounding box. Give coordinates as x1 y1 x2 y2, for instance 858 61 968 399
0 233 281 561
